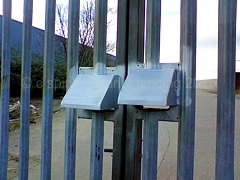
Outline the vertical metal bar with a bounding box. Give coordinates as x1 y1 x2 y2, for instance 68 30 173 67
135 119 143 180
177 0 197 179
90 112 104 180
19 0 33 179
142 111 158 180
0 0 12 179
90 0 107 179
64 0 80 179
40 0 56 179
123 0 145 179
93 0 107 75
142 0 161 179
112 0 129 178
138 0 145 64
128 0 143 70
216 0 237 179
124 106 142 180
145 0 161 69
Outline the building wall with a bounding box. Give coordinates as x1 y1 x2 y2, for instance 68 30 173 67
0 15 45 53
0 15 116 66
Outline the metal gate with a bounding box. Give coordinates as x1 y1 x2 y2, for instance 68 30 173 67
0 0 237 179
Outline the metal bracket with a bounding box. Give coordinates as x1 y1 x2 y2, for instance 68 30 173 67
77 63 179 122
61 74 119 110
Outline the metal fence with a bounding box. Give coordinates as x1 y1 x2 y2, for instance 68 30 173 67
0 0 237 180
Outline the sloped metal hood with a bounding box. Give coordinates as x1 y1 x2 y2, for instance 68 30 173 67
61 74 119 110
118 69 178 107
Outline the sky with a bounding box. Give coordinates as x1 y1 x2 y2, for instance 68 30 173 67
0 0 240 80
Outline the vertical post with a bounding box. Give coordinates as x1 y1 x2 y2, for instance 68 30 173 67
124 106 142 180
216 0 237 179
145 0 161 69
138 0 145 63
127 0 144 70
142 111 158 180
142 0 161 179
90 0 107 179
177 0 197 179
64 0 80 179
90 112 105 179
112 0 129 179
40 0 56 179
19 0 33 179
0 0 12 179
123 0 145 179
93 0 107 75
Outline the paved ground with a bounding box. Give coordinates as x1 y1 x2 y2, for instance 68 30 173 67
159 89 240 180
7 89 240 179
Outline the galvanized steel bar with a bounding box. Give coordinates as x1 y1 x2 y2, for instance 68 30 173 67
216 0 237 179
0 0 12 179
90 112 104 179
142 111 158 180
177 0 197 179
64 0 80 179
19 0 33 179
124 106 142 180
40 0 56 179
138 0 145 63
145 0 161 69
124 0 145 179
112 0 129 178
93 0 107 75
126 0 141 72
142 0 161 179
90 0 107 179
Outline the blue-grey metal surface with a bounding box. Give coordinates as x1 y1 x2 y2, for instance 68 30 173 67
78 106 179 122
216 0 237 179
19 0 33 179
90 112 104 180
64 0 80 179
160 63 180 70
78 109 92 119
79 67 116 75
118 69 178 107
40 0 56 179
77 67 117 119
177 0 197 179
90 0 107 179
136 107 178 122
145 0 161 69
142 0 161 179
93 0 107 76
105 0 128 176
142 111 158 180
0 0 12 179
61 74 119 110
138 0 145 64
122 0 146 178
